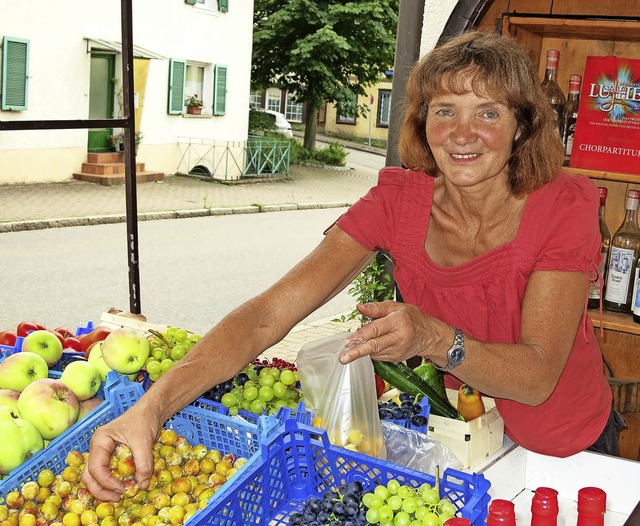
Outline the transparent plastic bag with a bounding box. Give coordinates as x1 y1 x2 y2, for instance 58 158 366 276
381 420 464 473
296 333 387 459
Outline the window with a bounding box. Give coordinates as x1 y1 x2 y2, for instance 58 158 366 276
1 36 29 111
377 89 392 127
185 64 205 107
285 94 303 123
167 58 186 114
249 90 263 109
336 94 357 125
213 64 227 116
266 88 281 112
188 0 226 11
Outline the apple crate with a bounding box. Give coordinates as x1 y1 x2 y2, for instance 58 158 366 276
0 371 277 499
427 389 504 470
187 419 491 526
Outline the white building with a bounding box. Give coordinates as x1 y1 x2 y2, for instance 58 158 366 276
0 0 254 184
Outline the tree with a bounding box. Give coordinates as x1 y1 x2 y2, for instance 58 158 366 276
252 0 398 150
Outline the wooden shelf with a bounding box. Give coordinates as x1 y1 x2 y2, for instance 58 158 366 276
564 167 640 184
505 16 640 42
588 308 640 335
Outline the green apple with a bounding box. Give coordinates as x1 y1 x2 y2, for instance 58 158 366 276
101 328 150 375
78 397 104 420
0 419 29 475
60 361 102 401
0 389 20 409
0 404 21 420
13 418 44 455
21 330 63 367
17 378 80 440
0 352 48 392
88 342 112 381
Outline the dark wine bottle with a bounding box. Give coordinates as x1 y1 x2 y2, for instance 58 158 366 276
588 187 611 310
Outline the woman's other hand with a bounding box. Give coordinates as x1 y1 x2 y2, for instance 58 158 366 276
340 301 441 364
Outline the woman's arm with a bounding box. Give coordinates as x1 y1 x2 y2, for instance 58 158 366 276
82 225 374 501
341 270 587 406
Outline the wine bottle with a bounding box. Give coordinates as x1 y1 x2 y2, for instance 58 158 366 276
540 49 566 137
577 487 606 526
632 256 640 323
604 190 640 312
587 187 611 310
531 487 558 526
562 74 582 166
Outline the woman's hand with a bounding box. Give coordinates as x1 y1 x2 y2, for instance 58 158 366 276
340 301 439 364
81 407 161 502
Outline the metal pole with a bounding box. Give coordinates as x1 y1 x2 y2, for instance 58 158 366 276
121 0 142 314
385 0 426 168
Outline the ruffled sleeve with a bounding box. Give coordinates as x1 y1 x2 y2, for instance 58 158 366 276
333 166 408 251
532 174 602 274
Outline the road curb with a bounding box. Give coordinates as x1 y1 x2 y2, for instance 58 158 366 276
0 202 353 233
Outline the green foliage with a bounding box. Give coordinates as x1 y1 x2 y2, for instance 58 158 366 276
252 0 398 145
338 252 395 327
248 109 277 134
311 141 347 166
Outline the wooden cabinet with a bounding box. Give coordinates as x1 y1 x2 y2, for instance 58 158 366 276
476 1 640 461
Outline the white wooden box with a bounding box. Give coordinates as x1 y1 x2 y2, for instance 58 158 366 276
481 445 640 525
427 389 504 469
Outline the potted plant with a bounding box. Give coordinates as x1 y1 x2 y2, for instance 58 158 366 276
108 130 143 154
185 94 204 115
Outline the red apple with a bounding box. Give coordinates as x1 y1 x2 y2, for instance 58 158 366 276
0 331 18 347
63 337 83 353
16 322 41 338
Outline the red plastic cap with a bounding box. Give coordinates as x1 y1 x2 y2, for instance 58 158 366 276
547 49 560 58
578 487 607 512
445 519 471 526
488 499 516 525
570 74 582 83
628 190 640 199
597 187 608 197
532 487 559 516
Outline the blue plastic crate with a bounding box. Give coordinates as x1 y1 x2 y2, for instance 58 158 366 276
0 343 18 359
194 397 312 426
74 321 95 337
188 419 491 526
0 371 277 498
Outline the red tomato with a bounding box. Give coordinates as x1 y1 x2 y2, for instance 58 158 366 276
49 330 66 347
375 374 386 399
0 330 18 347
34 322 47 330
79 326 112 353
63 336 83 353
54 326 75 339
16 321 42 337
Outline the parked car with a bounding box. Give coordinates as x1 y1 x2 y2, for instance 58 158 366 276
260 109 293 138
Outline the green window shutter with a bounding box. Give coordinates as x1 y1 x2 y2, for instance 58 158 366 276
218 0 228 12
167 58 186 114
1 37 29 111
185 0 197 4
213 64 227 116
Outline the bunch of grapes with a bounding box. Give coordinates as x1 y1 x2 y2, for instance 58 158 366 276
0 429 247 526
201 365 302 416
362 479 458 526
145 327 202 382
289 481 368 525
378 392 428 429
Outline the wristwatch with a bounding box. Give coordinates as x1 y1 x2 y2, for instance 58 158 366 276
434 327 465 372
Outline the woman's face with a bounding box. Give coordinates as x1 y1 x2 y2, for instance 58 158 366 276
425 85 520 190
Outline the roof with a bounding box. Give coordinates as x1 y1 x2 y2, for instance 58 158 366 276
83 37 166 60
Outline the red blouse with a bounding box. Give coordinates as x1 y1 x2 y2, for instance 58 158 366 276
335 166 612 457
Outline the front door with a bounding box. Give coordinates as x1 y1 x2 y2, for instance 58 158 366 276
88 53 115 152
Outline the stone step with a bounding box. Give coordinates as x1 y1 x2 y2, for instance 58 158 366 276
80 162 146 175
72 171 165 186
87 152 124 163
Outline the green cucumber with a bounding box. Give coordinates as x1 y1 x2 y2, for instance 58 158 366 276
373 360 464 420
413 360 448 401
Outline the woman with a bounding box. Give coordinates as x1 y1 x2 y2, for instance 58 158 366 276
83 31 617 502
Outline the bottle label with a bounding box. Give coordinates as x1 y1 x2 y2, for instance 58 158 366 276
633 267 640 315
588 252 607 300
605 246 635 303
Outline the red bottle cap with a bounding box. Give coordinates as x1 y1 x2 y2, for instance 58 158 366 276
578 487 606 513
569 74 582 93
444 519 471 526
487 499 516 525
546 49 560 69
532 487 558 523
597 187 608 197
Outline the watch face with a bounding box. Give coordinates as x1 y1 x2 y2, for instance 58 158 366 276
450 347 465 364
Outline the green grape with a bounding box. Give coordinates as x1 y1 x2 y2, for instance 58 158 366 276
363 493 376 509
258 374 275 388
241 400 251 411
249 399 266 414
228 406 239 416
377 505 394 523
221 393 238 408
421 488 439 507
437 500 457 518
398 485 415 500
402 497 419 515
414 506 429 522
366 508 380 524
374 485 390 501
387 479 401 495
146 360 162 376
243 386 259 402
438 512 454 524
387 495 403 511
272 382 287 399
245 367 258 381
173 328 189 342
170 345 186 361
393 511 411 526
160 358 174 374
266 367 280 379
368 494 385 510
279 369 296 386
421 512 440 526
258 386 274 402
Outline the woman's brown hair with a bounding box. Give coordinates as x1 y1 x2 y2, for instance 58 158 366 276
398 30 565 197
